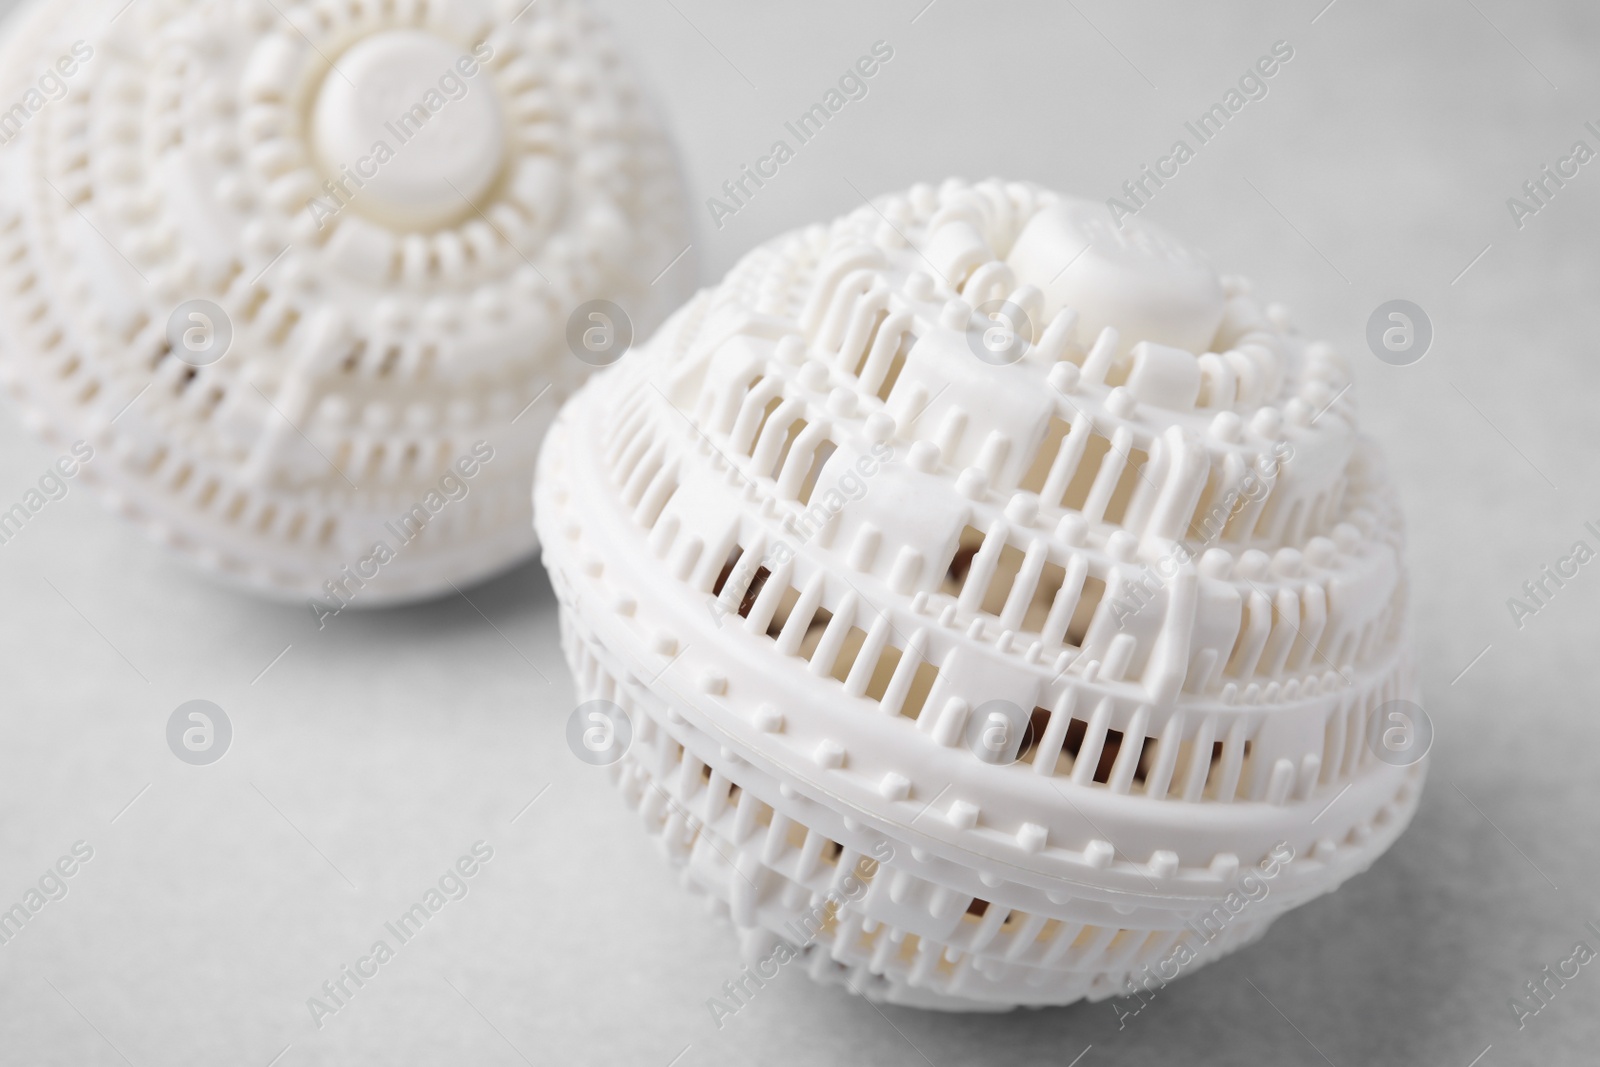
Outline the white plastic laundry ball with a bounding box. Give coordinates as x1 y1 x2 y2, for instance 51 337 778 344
537 180 1425 1010
0 0 692 602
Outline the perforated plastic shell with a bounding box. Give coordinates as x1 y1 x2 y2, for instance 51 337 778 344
536 179 1424 1009
0 0 692 601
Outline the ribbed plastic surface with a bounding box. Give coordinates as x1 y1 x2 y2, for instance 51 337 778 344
0 0 691 601
536 179 1424 1009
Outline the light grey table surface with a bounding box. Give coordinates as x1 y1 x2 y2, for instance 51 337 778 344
1 1 1597 1065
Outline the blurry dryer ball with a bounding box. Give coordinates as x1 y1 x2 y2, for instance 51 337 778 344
0 0 693 602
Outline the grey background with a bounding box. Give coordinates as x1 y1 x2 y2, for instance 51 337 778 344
1 0 1597 1064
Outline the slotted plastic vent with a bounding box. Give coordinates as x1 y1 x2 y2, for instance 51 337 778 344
537 179 1423 1009
0 0 691 601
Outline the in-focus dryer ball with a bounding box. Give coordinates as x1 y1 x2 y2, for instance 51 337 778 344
0 0 692 602
537 179 1424 1010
